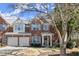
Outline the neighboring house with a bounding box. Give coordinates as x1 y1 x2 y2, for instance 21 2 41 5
0 17 8 42
4 18 58 47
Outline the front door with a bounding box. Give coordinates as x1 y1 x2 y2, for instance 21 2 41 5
44 36 50 47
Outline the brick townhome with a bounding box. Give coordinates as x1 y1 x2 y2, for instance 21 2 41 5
4 18 58 47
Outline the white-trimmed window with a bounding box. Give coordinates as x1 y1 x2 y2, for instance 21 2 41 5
14 24 25 32
32 36 41 44
0 24 7 31
31 24 41 30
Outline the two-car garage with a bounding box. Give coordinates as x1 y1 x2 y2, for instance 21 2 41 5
7 37 30 47
5 33 31 47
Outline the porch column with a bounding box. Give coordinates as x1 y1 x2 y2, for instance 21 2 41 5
50 35 52 47
47 36 49 47
42 35 44 46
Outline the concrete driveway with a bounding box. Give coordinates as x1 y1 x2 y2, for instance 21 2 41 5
0 46 59 56
0 46 78 56
0 46 28 56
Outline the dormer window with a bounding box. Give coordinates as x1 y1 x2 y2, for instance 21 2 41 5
17 27 21 31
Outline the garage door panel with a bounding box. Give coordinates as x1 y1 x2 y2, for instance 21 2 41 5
7 37 18 46
19 37 30 46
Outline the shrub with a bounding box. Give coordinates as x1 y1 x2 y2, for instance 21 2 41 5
66 40 76 49
31 43 41 47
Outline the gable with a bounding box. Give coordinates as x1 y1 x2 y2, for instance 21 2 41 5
13 19 25 32
13 19 24 24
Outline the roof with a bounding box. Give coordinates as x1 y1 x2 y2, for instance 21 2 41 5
5 19 16 25
13 18 31 25
5 32 31 35
23 20 31 24
0 17 8 24
3 16 17 25
41 32 53 36
31 18 43 24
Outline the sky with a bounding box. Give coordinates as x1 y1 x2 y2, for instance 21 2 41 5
0 3 54 20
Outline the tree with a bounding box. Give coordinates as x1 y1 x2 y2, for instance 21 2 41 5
54 3 79 55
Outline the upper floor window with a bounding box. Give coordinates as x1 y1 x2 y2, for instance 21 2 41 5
14 24 25 32
0 24 7 31
25 25 30 32
31 24 41 30
43 24 49 31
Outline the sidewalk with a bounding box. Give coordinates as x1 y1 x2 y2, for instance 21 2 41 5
0 46 27 50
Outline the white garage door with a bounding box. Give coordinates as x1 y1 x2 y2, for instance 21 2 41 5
7 37 18 46
19 37 30 46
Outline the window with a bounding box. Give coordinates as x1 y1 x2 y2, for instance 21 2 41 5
43 24 49 31
0 24 7 31
32 36 41 44
14 24 25 32
25 25 30 32
31 24 41 30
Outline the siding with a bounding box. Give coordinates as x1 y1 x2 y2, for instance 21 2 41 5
71 32 79 40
